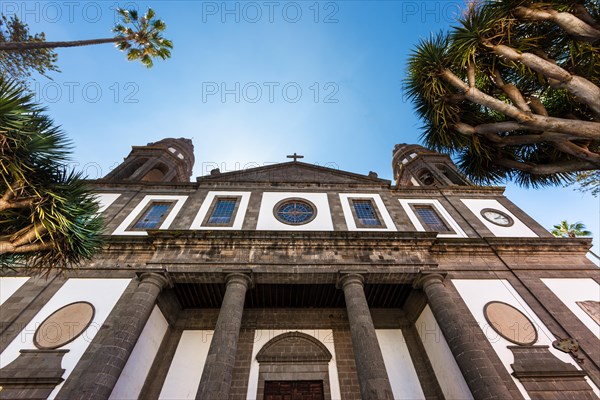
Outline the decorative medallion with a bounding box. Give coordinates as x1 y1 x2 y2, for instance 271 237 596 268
480 208 514 227
34 302 95 349
274 199 317 225
483 301 537 345
552 337 584 363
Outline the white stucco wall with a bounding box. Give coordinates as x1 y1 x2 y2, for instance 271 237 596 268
95 193 121 212
339 194 397 231
415 305 473 399
112 194 188 235
452 279 599 398
375 329 425 399
189 191 251 230
460 199 537 237
246 329 341 400
159 330 213 399
0 277 29 305
256 193 333 231
541 278 600 339
398 199 467 238
110 305 168 399
0 278 131 399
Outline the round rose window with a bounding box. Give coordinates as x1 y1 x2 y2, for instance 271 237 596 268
274 199 317 225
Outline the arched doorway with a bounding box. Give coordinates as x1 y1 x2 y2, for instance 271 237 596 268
255 331 333 400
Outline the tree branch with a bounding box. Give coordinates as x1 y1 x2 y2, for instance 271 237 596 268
455 122 582 145
467 63 476 88
527 96 549 117
440 68 600 139
551 140 600 166
0 241 53 254
492 69 531 112
572 5 600 31
514 6 600 42
1 185 16 203
496 157 597 174
0 197 35 212
10 225 48 248
489 44 600 116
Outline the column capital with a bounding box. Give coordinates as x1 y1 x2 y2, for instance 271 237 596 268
225 272 253 289
137 272 170 290
337 273 365 290
412 271 446 290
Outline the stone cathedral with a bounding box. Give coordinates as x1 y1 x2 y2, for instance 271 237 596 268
0 138 599 400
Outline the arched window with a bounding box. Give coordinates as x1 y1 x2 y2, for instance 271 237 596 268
111 157 148 180
436 164 467 185
417 169 436 186
142 163 169 182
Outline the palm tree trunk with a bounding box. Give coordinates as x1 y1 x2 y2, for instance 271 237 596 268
0 37 130 51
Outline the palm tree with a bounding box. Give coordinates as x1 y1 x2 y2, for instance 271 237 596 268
0 8 172 68
0 76 103 272
405 0 600 188
551 221 592 238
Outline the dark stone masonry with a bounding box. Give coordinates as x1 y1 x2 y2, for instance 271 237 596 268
0 139 598 400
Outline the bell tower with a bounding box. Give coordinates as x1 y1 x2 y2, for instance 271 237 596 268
104 138 194 183
392 143 470 187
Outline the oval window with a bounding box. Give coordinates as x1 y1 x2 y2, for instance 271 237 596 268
34 302 95 349
484 301 538 345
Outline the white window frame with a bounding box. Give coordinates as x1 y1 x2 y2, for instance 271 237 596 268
399 199 467 238
339 194 396 231
112 195 188 236
190 191 251 230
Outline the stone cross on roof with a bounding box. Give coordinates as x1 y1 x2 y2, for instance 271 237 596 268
286 153 304 162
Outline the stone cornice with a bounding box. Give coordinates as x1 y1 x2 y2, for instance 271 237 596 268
87 181 507 193
390 185 506 195
101 232 593 253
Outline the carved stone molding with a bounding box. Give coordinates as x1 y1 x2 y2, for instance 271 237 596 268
0 349 68 399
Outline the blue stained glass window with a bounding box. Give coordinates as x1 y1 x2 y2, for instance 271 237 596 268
414 206 449 232
208 199 237 224
133 202 171 229
276 200 315 225
353 200 381 226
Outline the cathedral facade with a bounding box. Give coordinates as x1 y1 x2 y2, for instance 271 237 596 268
0 138 598 400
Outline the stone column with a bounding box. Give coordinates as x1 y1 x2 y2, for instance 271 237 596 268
416 273 513 400
339 274 394 400
196 273 252 400
72 272 168 400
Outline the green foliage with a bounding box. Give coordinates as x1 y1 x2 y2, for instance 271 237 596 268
113 8 173 68
405 0 600 188
551 220 592 237
572 170 600 196
0 76 103 272
0 7 171 82
0 14 59 83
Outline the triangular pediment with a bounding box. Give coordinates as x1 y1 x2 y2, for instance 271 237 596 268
196 162 390 185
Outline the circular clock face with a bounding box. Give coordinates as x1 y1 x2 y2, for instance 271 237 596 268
481 208 514 227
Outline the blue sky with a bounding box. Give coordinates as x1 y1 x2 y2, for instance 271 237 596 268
5 1 598 254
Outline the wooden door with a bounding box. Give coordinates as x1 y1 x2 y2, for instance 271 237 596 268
264 380 325 400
